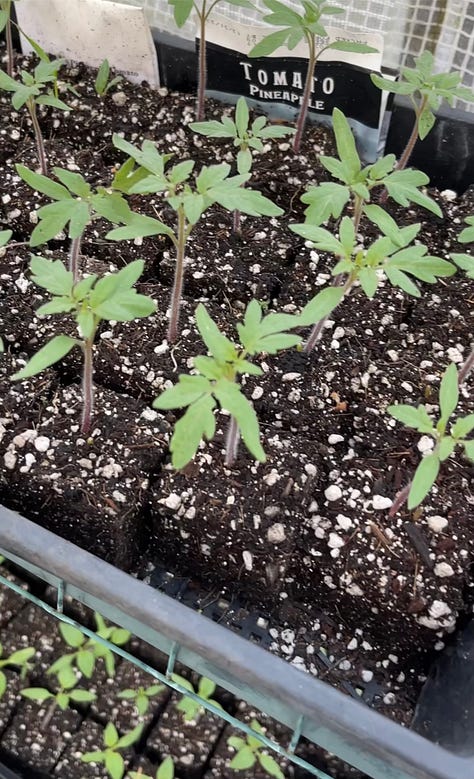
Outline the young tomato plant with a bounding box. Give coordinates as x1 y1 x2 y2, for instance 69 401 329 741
21 666 97 728
153 301 300 467
291 207 455 352
117 682 165 715
300 108 442 229
388 363 474 511
16 164 132 281
11 257 156 435
371 50 474 172
249 0 377 153
228 719 284 778
0 642 35 699
190 96 295 231
0 55 70 174
48 614 131 680
81 721 144 779
172 674 222 722
94 58 122 96
129 757 175 779
168 0 254 120
108 134 282 342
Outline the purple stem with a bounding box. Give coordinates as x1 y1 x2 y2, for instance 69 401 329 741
69 235 82 283
81 338 94 436
458 347 474 385
233 209 241 235
167 209 186 344
6 13 14 77
27 99 47 175
396 95 428 172
293 35 316 154
196 10 207 121
224 415 240 467
389 482 412 517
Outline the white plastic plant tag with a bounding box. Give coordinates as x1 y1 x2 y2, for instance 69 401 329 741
15 0 159 87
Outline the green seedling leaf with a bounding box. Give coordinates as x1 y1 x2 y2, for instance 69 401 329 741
105 751 125 779
299 182 350 225
104 721 119 748
439 362 459 424
21 687 54 701
408 454 440 510
298 287 345 327
59 623 85 648
116 723 144 749
11 335 78 380
169 394 217 469
230 745 257 770
258 752 285 779
214 381 266 462
451 414 474 439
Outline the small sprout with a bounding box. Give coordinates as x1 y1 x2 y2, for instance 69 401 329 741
117 683 165 715
153 301 301 467
228 719 284 779
108 135 282 342
190 97 294 231
172 674 222 723
11 257 156 435
16 163 132 281
21 666 97 729
48 613 131 680
94 58 122 96
249 0 377 153
129 756 175 779
0 642 36 699
0 53 71 174
168 0 254 120
81 721 144 779
388 363 474 510
371 50 474 171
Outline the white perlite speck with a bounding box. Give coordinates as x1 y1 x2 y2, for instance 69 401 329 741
417 436 434 454
267 523 286 543
242 550 253 571
361 670 373 683
304 463 317 477
372 495 393 510
325 484 342 501
336 514 353 531
328 532 345 549
112 491 126 503
429 601 452 619
141 408 158 421
159 493 181 510
4 451 16 469
434 562 455 578
427 515 448 533
328 434 344 444
34 436 50 452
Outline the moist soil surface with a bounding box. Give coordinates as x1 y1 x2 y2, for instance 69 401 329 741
1 48 474 746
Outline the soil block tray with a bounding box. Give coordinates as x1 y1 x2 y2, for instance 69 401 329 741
1 42 474 772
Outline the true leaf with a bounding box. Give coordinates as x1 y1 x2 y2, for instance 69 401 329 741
105 751 125 779
169 394 217 469
438 362 459 424
11 335 78 380
213 380 266 462
408 454 440 509
230 746 256 770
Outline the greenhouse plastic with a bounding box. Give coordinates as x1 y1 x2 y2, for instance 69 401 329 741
0 504 473 779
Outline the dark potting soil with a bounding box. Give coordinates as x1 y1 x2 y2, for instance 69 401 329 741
1 49 474 740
